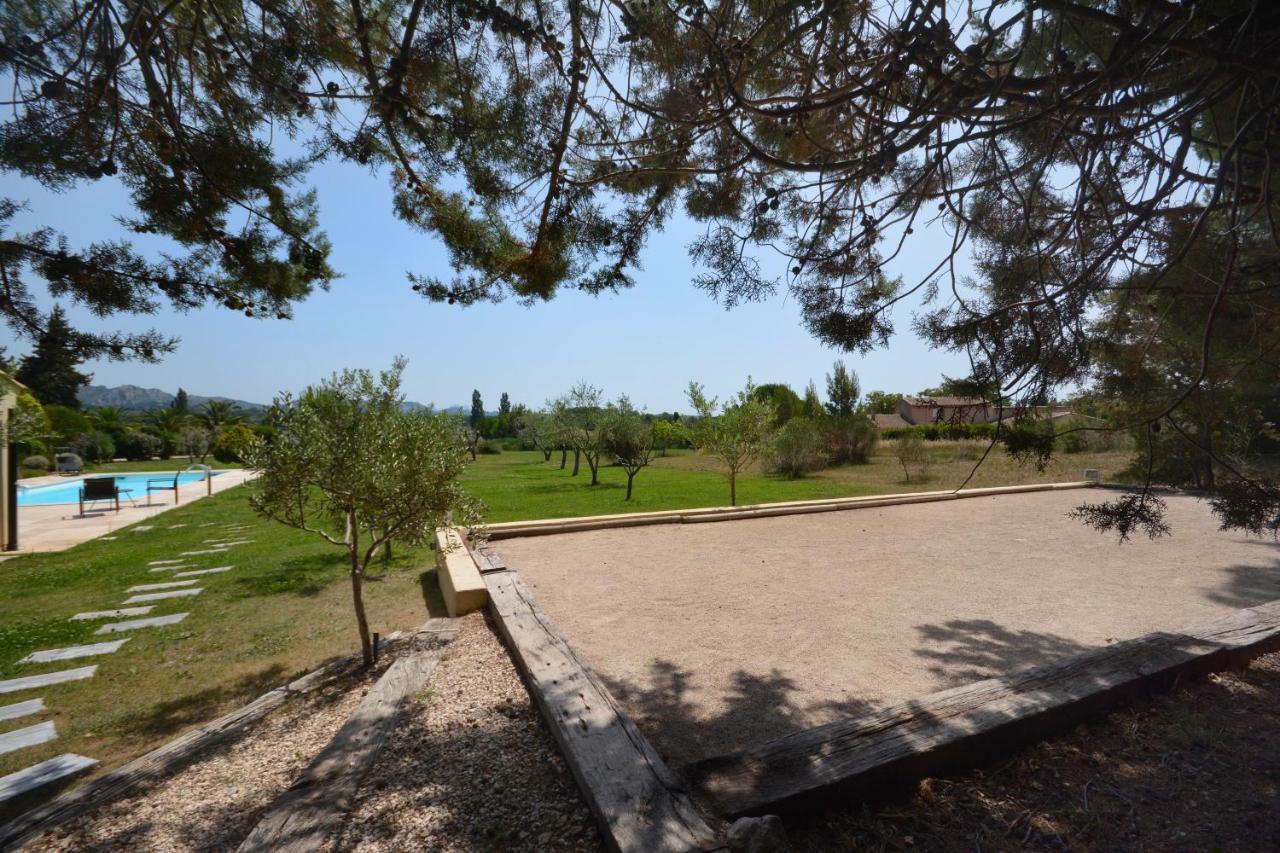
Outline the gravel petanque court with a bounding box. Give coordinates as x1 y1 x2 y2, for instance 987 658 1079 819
493 488 1280 764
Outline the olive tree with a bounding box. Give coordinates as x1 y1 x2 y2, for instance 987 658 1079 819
686 381 775 507
606 397 654 501
248 358 478 666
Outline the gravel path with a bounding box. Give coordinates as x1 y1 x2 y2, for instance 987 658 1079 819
35 668 376 851
328 612 602 852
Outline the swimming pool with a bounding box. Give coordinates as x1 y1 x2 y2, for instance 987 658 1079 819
17 471 224 506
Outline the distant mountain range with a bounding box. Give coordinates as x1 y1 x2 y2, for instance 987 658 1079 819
78 384 266 412
78 384 465 414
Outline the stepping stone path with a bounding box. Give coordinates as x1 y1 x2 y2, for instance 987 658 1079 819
0 754 96 804
71 607 154 621
126 579 199 593
19 640 128 665
1 520 249 804
0 520 259 808
0 666 96 695
0 722 56 756
175 566 233 578
96 613 189 635
123 588 202 605
0 699 44 722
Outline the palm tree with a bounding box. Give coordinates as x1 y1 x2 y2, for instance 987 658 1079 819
144 408 186 459
197 399 243 432
89 406 125 436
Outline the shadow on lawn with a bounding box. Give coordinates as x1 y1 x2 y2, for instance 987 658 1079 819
601 659 879 766
122 664 292 738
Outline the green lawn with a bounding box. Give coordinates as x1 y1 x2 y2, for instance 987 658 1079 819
0 487 442 780
462 443 1136 523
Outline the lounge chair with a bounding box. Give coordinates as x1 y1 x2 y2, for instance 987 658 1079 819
146 473 180 505
79 477 120 515
55 453 84 474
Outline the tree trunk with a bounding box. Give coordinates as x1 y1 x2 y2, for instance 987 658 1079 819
350 557 374 667
589 455 599 485
559 447 567 469
626 470 635 500
543 449 552 462
572 448 581 476
729 471 737 506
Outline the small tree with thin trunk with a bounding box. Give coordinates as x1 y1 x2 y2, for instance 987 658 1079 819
606 397 654 500
686 380 775 506
564 382 605 483
248 358 479 667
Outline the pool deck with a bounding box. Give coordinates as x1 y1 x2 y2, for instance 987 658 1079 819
10 469 257 553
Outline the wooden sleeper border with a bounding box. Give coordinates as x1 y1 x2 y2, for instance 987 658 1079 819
480 481 1096 540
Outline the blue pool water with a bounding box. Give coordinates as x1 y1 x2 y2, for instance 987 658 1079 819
18 471 224 506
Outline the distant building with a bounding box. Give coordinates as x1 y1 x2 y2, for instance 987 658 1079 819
879 394 1073 427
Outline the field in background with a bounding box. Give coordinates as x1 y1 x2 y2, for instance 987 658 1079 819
463 442 1136 523
0 487 440 779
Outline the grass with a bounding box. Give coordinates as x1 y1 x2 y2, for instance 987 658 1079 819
0 486 443 780
462 442 1137 523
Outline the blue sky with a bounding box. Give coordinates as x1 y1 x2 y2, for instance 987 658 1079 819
3 158 972 412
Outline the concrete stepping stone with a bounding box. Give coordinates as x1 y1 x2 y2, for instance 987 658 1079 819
0 666 96 695
131 525 155 532
123 588 203 604
148 558 187 567
179 548 229 557
0 721 57 756
0 753 97 803
100 536 118 541
149 563 195 573
96 613 188 634
126 579 199 593
0 699 44 722
19 640 128 665
198 522 218 527
71 607 154 621
174 566 233 578
167 523 189 529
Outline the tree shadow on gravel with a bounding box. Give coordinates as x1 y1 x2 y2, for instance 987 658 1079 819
913 620 1097 687
1202 556 1280 610
602 659 879 767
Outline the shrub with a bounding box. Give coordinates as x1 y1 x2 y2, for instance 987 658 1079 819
116 428 163 461
476 439 503 454
21 455 50 471
769 418 826 478
71 430 115 463
896 431 931 482
214 423 258 463
824 415 879 463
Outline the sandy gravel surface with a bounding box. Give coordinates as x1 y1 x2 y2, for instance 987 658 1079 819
494 489 1280 763
35 668 376 851
329 612 602 852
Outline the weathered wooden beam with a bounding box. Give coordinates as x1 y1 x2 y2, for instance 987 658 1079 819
684 599 1280 818
237 618 457 853
485 570 724 853
0 633 405 850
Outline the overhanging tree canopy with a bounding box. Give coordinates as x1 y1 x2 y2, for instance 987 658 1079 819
4 0 1278 531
